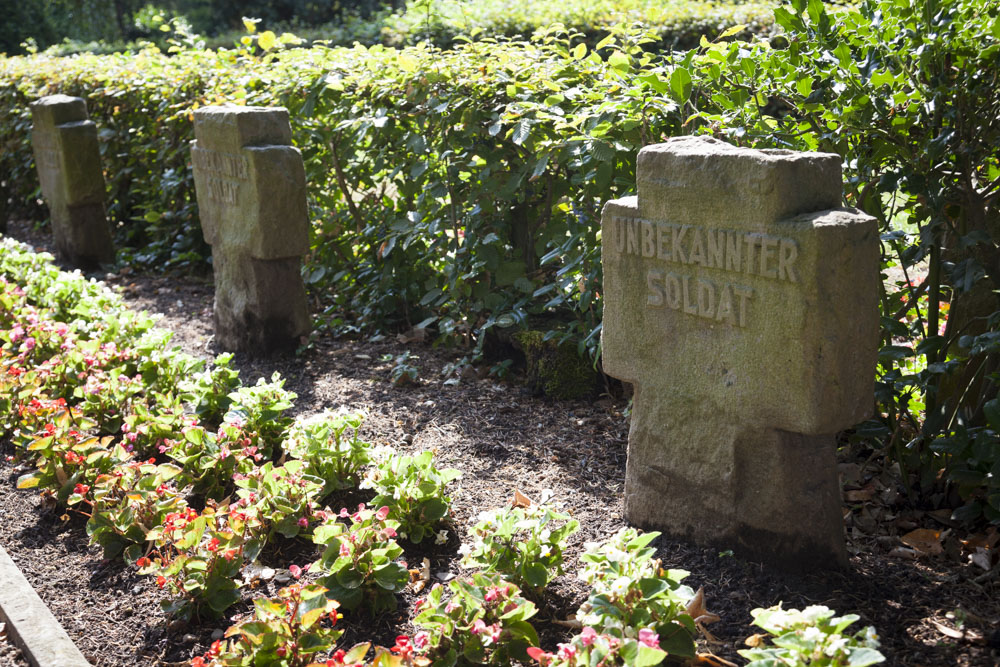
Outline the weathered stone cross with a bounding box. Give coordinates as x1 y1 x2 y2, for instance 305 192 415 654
191 106 310 353
601 136 879 568
30 95 114 267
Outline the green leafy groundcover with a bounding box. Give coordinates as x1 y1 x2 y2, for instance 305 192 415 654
0 237 690 665
2 0 999 527
0 236 886 666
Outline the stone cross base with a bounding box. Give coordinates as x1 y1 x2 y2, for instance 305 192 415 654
625 391 845 569
212 253 310 352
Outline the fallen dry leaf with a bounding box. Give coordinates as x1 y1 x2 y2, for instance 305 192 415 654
969 548 994 572
685 587 721 625
845 485 876 502
552 617 583 629
889 546 917 559
930 619 964 639
901 528 944 555
744 633 767 648
512 489 534 508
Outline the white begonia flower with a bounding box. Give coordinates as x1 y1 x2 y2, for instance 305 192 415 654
802 605 831 623
801 626 823 643
539 528 551 542
603 617 623 631
863 626 880 648
435 529 449 545
824 635 849 657
609 576 630 596
458 543 472 556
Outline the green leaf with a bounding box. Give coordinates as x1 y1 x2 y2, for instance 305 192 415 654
572 43 587 60
984 399 1000 430
523 562 549 587
636 644 668 667
258 30 277 51
718 24 747 40
670 67 692 103
16 473 39 489
608 51 630 73
846 647 886 666
512 119 531 146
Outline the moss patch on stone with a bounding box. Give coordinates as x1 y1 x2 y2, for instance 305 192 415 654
513 330 599 400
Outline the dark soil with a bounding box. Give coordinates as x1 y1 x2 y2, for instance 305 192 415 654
1 220 999 666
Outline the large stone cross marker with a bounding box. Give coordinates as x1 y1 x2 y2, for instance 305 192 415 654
30 95 114 267
601 136 879 568
191 106 310 353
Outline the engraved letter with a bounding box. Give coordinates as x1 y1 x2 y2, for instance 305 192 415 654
734 286 754 327
614 217 626 254
744 234 762 275
705 229 724 269
716 284 736 325
672 225 689 264
726 231 741 273
665 272 682 309
641 221 656 258
697 279 715 319
682 275 698 315
646 269 665 307
759 236 778 279
657 223 671 261
688 228 706 267
778 239 799 283
626 218 639 256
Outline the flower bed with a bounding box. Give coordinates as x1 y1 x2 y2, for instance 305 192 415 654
0 238 886 666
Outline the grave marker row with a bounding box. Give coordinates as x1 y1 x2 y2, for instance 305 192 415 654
26 97 880 568
28 97 310 354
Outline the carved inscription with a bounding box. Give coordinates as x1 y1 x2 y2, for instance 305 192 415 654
610 216 802 327
192 148 249 205
33 130 60 171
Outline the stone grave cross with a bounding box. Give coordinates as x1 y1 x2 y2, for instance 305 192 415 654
30 94 114 267
601 136 879 568
191 106 310 353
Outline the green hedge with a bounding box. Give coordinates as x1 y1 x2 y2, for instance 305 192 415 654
377 0 776 50
0 30 698 355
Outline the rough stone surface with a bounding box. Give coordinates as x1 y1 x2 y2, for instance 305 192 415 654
30 94 113 267
601 136 879 569
0 545 91 666
191 105 310 353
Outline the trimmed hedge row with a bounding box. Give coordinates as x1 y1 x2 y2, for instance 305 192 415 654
0 30 704 357
377 0 777 50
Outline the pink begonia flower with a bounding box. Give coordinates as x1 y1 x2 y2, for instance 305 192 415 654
638 628 659 649
482 624 502 646
413 631 429 649
579 626 597 647
376 506 390 521
526 647 549 663
381 526 397 539
557 643 577 660
339 542 351 557
470 620 487 635
298 516 309 528
289 564 302 579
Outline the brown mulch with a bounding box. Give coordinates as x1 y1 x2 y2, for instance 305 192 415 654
1 220 999 666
